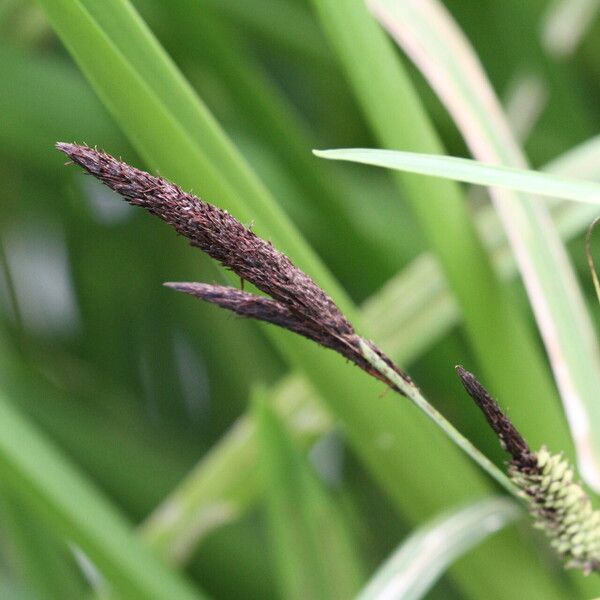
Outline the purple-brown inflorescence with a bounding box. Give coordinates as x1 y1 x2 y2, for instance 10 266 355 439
455 366 537 473
56 142 411 390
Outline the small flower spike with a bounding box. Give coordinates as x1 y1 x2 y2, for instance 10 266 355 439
457 365 600 574
56 142 412 390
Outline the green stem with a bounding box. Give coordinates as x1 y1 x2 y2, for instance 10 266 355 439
358 340 517 495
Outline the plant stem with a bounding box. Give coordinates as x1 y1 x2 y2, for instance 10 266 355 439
359 340 517 495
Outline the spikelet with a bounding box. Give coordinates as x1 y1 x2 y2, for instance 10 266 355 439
511 447 600 574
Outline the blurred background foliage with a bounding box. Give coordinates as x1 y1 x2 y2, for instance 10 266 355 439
1 0 600 598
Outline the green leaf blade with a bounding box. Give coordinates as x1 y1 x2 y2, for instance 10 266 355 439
0 393 205 600
314 148 600 205
357 497 521 600
254 387 363 600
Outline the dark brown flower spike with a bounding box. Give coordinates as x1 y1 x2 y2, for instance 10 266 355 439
455 366 537 472
57 142 411 390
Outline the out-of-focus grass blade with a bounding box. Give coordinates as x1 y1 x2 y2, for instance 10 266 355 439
200 0 330 64
502 72 547 143
255 387 363 600
356 497 521 600
143 133 600 564
314 148 600 205
0 392 204 600
1 355 200 518
369 0 600 494
541 0 600 57
140 378 331 564
0 491 86 600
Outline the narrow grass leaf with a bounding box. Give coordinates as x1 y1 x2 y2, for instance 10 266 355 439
356 497 521 600
314 148 600 205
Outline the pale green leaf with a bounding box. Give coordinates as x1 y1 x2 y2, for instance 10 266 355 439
356 498 521 600
314 148 600 205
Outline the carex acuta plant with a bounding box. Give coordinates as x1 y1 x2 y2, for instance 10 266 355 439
457 366 600 574
57 142 600 574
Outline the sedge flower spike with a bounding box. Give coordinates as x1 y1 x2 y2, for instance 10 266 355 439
457 366 600 574
56 142 412 390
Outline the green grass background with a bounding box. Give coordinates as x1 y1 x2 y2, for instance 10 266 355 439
1 0 600 598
